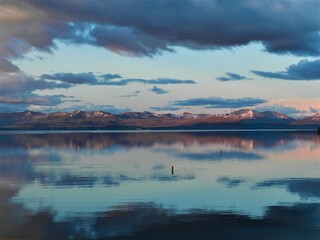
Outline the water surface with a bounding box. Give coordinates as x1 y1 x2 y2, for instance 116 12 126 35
0 131 319 239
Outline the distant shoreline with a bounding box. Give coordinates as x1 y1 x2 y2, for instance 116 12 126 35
0 128 317 134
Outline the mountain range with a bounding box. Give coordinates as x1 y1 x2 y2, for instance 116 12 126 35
0 109 319 130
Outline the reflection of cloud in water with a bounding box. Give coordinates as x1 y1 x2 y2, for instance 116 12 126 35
174 150 264 161
217 177 246 188
150 175 194 181
0 151 194 189
0 148 28 158
0 132 319 239
1 196 319 240
153 164 165 170
0 154 195 187
25 172 195 188
97 203 320 240
0 153 62 184
255 178 320 199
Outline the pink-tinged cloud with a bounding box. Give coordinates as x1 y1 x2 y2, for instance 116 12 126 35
258 98 320 116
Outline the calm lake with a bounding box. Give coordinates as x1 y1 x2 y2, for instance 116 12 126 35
0 131 319 239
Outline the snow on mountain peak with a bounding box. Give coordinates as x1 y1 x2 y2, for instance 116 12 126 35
227 109 258 119
310 112 320 120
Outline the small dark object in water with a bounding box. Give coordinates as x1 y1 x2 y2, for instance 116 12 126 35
171 166 174 175
317 128 320 135
220 150 222 154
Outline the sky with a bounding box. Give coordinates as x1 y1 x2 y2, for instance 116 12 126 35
0 0 319 117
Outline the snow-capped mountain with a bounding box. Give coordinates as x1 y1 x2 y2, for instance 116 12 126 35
47 110 115 119
118 111 159 119
0 111 46 122
260 111 293 120
177 112 210 119
223 109 294 122
224 109 261 120
294 112 320 125
0 109 318 130
309 112 320 121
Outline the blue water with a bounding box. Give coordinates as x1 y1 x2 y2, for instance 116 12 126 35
0 131 319 239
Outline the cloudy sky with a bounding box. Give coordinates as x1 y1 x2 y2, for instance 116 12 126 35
0 0 319 117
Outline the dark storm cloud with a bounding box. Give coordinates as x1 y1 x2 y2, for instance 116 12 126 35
0 58 20 73
0 0 319 70
0 0 80 62
1 0 319 112
90 25 173 57
263 32 320 56
41 72 196 85
41 72 98 84
0 72 73 111
150 86 169 94
32 0 320 56
217 72 251 81
0 72 71 95
252 59 320 80
173 97 267 108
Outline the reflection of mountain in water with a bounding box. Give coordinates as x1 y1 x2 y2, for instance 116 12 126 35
0 131 319 151
0 131 319 239
0 131 318 185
